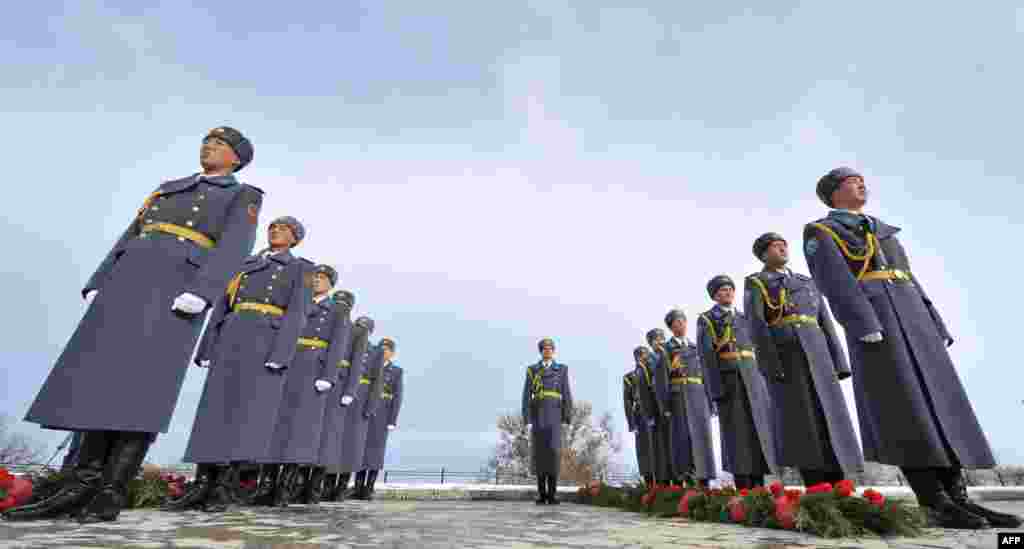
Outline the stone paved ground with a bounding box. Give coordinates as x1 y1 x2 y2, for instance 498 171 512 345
1 500 1021 548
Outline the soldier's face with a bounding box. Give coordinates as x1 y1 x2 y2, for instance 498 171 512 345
541 346 555 360
268 223 297 248
670 318 687 337
833 176 868 208
714 286 735 306
634 352 647 366
200 137 239 172
382 347 394 361
764 241 789 266
313 273 332 295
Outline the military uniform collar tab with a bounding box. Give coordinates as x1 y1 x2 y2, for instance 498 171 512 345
269 250 294 264
195 173 238 187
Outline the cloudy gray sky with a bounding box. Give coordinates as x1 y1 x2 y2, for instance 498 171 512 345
2 2 1022 474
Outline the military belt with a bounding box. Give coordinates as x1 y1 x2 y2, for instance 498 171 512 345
381 393 394 400
297 337 328 349
534 390 562 400
861 269 912 282
718 350 755 361
234 302 285 316
140 222 215 249
778 314 818 327
671 376 703 385
359 377 371 385
336 360 351 369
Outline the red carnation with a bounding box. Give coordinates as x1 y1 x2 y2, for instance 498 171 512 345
784 488 803 503
668 485 682 493
768 481 784 497
806 482 833 494
863 488 885 507
0 468 13 490
834 479 855 498
728 496 747 523
774 496 797 529
739 488 749 497
678 489 697 515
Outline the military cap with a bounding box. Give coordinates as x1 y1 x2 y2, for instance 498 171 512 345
645 328 665 345
269 216 305 245
706 275 735 299
537 338 556 352
333 289 355 309
752 232 787 260
379 337 396 351
664 308 687 328
204 126 253 172
355 316 375 333
816 166 862 208
314 264 338 287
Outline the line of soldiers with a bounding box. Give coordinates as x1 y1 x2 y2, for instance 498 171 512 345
2 126 404 524
622 168 1021 530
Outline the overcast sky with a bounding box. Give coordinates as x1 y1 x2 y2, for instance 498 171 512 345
2 2 1022 474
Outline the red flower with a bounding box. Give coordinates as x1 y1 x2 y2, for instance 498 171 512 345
834 480 855 498
728 496 747 523
739 488 749 497
640 493 653 506
774 496 797 529
0 468 13 490
863 489 885 507
6 478 32 506
168 483 183 499
667 485 682 493
589 485 600 497
806 482 833 494
784 488 803 503
768 481 784 497
0 495 16 512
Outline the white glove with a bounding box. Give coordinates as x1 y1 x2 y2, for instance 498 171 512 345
314 379 333 392
526 423 532 431
172 292 208 314
84 290 98 304
265 362 284 371
198 359 211 368
387 425 396 431
340 395 354 406
860 331 884 343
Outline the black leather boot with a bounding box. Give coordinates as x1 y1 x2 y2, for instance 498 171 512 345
162 463 218 511
250 465 280 506
3 431 112 521
732 475 748 490
365 470 379 501
939 468 1021 528
78 432 154 523
322 473 338 501
535 476 547 505
904 468 988 529
272 465 298 507
303 467 326 505
547 475 560 505
800 469 824 487
200 464 238 513
352 470 367 500
336 473 351 501
822 470 845 484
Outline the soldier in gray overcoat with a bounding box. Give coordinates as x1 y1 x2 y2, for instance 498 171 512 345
6 127 260 523
698 275 777 489
313 289 359 502
521 338 573 505
267 265 352 505
630 347 659 489
170 216 311 511
644 328 674 485
340 326 385 500
805 168 1021 529
362 337 404 500
745 232 863 487
623 363 653 487
325 315 374 501
663 309 717 488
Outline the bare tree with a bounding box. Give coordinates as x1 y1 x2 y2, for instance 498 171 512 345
0 415 45 467
487 401 622 484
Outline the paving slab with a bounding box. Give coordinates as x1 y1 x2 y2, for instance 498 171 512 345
1 499 1021 548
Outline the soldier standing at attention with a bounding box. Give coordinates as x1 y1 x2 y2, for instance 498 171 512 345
645 328 674 485
522 338 573 505
315 289 359 502
342 328 385 500
361 337 404 500
698 275 777 489
270 265 353 505
623 355 654 489
5 127 261 523
169 216 312 511
745 232 863 487
631 347 660 489
664 309 717 488
804 168 1021 529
